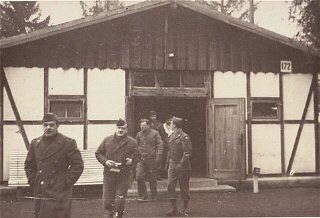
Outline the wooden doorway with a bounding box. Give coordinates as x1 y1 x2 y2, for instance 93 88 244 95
207 98 246 180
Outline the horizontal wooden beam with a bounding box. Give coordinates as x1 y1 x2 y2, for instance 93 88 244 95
2 120 118 125
130 87 209 98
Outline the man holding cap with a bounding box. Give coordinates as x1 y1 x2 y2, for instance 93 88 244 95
25 113 84 218
96 118 141 218
166 116 192 217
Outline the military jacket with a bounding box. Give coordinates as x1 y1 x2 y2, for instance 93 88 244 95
136 128 163 161
167 129 192 171
95 134 141 176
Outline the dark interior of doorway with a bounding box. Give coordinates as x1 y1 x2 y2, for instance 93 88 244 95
134 97 207 177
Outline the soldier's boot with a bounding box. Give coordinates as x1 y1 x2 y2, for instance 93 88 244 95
166 199 178 216
180 200 189 216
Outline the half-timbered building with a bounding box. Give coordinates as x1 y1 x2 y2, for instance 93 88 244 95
0 0 319 184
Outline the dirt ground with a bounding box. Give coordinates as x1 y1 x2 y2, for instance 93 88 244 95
1 187 320 217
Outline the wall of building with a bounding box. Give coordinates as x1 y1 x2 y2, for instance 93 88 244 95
2 67 126 181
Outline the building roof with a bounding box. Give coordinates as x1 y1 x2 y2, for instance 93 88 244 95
0 0 319 57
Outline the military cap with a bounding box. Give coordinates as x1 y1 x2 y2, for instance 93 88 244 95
42 113 59 124
140 118 151 125
172 116 183 128
116 118 127 127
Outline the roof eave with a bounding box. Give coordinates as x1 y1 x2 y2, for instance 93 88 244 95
0 0 169 49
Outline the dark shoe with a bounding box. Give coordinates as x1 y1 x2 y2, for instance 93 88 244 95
167 199 178 216
150 196 158 202
103 211 114 218
166 209 178 217
136 197 148 203
180 208 189 217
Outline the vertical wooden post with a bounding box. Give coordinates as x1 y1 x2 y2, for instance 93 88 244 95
83 68 88 150
247 71 253 174
0 66 4 182
313 72 319 173
44 67 49 113
279 71 285 175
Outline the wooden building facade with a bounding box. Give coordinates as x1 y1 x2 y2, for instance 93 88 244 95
0 0 319 182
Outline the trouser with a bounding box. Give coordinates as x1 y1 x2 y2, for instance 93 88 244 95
158 145 168 178
136 159 158 198
103 173 130 215
34 188 72 218
167 162 190 201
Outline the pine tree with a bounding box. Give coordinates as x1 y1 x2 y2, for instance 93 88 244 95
289 0 320 49
80 0 124 17
0 1 50 38
195 0 258 22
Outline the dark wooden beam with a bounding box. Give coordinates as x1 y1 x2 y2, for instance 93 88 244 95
313 72 319 173
1 68 30 150
286 74 316 174
0 67 3 182
44 67 49 113
83 68 88 150
279 71 285 175
246 71 252 174
129 87 209 98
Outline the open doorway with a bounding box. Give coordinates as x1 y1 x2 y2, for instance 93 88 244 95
133 97 207 177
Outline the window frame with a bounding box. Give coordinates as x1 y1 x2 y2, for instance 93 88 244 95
131 70 208 89
251 97 281 121
48 95 84 121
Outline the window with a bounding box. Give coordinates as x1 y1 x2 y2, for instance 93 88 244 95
48 96 84 120
182 72 205 88
132 71 155 87
158 71 180 87
251 98 280 120
131 70 206 88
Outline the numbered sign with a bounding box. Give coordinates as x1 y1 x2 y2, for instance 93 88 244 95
280 60 292 73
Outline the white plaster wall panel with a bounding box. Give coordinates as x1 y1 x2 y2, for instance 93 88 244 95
49 68 84 95
284 124 315 173
250 72 279 97
3 67 44 120
214 71 247 98
87 124 116 150
87 69 125 120
283 73 314 120
57 125 84 150
252 124 281 174
3 125 43 181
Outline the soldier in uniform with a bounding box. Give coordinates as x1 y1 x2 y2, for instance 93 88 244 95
136 119 163 202
24 113 84 218
166 116 192 217
96 119 141 218
148 110 168 179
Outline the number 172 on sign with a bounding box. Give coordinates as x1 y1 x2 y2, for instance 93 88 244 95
280 60 292 73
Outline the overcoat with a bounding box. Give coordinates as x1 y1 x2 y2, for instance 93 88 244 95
25 133 84 218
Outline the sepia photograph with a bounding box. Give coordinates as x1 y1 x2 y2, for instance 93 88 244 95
0 0 319 217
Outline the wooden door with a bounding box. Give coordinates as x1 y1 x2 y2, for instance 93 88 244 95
207 98 245 180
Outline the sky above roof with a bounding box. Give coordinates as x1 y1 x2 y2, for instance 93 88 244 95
38 0 299 38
